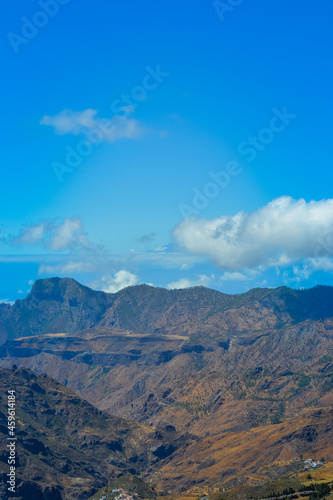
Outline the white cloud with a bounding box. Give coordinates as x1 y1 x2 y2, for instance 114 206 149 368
38 260 99 275
99 270 139 293
292 265 311 281
40 108 144 142
309 257 333 272
12 217 95 252
282 265 312 284
173 196 333 271
0 299 14 305
167 274 215 290
48 218 91 251
220 271 257 281
40 109 97 135
12 222 46 246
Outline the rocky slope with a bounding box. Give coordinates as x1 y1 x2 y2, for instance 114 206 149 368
0 367 195 499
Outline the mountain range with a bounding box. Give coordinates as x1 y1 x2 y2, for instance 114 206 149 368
2 278 333 339
0 278 333 496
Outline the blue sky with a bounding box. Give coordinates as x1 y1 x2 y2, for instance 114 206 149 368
1 0 333 301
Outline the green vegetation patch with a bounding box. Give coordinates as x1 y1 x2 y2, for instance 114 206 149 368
298 374 311 388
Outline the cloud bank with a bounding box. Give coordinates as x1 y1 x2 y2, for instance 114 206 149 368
173 196 333 271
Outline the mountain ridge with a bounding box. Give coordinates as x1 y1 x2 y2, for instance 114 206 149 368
2 278 333 341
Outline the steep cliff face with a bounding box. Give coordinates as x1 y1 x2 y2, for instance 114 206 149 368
0 278 112 339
